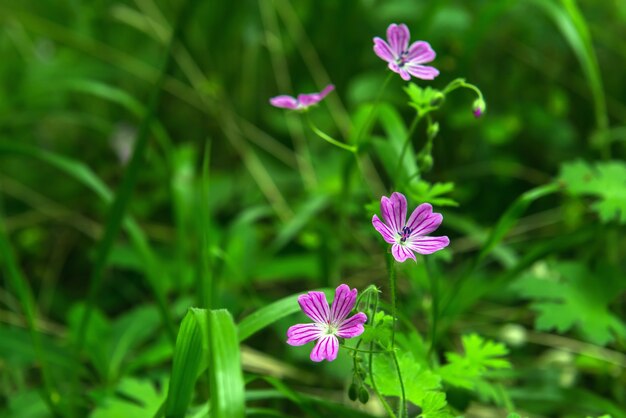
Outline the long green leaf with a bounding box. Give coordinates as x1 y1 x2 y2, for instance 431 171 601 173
208 309 245 418
238 289 332 342
164 309 208 418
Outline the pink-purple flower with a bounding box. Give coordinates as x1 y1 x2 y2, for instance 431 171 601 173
373 23 439 81
269 84 335 111
372 192 449 262
287 284 367 362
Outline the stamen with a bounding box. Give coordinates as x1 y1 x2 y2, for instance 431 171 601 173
399 226 412 243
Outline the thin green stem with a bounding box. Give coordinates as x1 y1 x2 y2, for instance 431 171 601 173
391 349 407 418
393 112 422 188
367 295 397 418
306 114 357 153
424 257 439 359
387 252 398 348
342 345 387 354
354 73 393 146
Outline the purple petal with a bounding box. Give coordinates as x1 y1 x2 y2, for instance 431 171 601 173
406 41 436 64
405 64 439 80
380 193 407 234
298 291 330 324
407 236 450 255
287 323 322 346
310 334 339 362
337 312 367 339
387 23 410 57
372 215 396 244
373 37 396 62
297 84 335 108
269 95 299 109
392 243 416 262
330 284 357 324
406 203 443 236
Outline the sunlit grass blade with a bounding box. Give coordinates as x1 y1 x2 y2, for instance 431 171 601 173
164 309 208 418
208 309 245 418
238 289 332 342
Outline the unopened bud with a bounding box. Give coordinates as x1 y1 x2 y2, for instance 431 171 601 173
348 383 358 401
472 98 486 118
358 387 370 404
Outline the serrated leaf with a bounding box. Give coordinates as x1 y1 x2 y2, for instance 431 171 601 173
513 261 626 345
438 333 510 391
559 160 626 224
409 180 458 208
368 351 445 409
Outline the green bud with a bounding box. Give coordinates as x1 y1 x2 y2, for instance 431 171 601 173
348 383 358 401
429 91 445 107
427 121 439 139
358 387 370 404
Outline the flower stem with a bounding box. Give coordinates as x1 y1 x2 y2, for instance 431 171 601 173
367 294 397 418
354 72 393 146
442 77 484 103
306 114 357 153
424 256 439 359
394 112 422 187
391 349 407 418
386 252 398 349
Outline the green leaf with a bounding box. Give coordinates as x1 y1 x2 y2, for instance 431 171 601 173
91 378 167 418
238 289 332 342
208 309 245 418
359 311 393 348
513 261 626 345
408 180 458 208
438 333 511 391
164 309 208 418
369 351 446 409
559 160 626 224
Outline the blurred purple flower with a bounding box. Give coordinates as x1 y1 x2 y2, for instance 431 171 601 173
287 284 367 362
372 192 449 262
373 23 439 81
270 84 335 111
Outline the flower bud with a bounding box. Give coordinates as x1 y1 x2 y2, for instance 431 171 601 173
358 387 370 404
472 97 486 118
348 383 358 401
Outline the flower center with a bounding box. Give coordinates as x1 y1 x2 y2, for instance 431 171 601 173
397 50 410 67
324 324 338 335
399 226 412 243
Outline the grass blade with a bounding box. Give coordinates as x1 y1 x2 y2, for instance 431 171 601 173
238 289 332 342
208 309 245 418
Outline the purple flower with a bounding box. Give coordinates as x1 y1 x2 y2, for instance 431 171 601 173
373 23 439 81
372 192 449 262
287 284 367 362
269 84 335 111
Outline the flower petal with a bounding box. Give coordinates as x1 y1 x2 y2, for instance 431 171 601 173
287 323 322 346
310 334 339 362
337 312 367 339
372 214 396 244
392 243 416 262
298 291 330 324
387 23 410 57
380 192 407 234
406 203 443 236
405 64 439 80
407 236 450 255
297 84 335 108
406 41 436 64
330 284 357 324
269 95 299 109
373 37 396 62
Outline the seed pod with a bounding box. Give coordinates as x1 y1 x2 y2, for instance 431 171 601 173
348 383 358 401
358 387 370 404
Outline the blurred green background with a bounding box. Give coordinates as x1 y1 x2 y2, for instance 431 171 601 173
0 0 625 417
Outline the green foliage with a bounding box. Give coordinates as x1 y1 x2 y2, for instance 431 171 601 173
438 334 511 406
359 311 394 348
405 84 444 116
513 261 626 345
91 378 167 418
408 180 458 207
369 351 453 418
559 160 626 224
